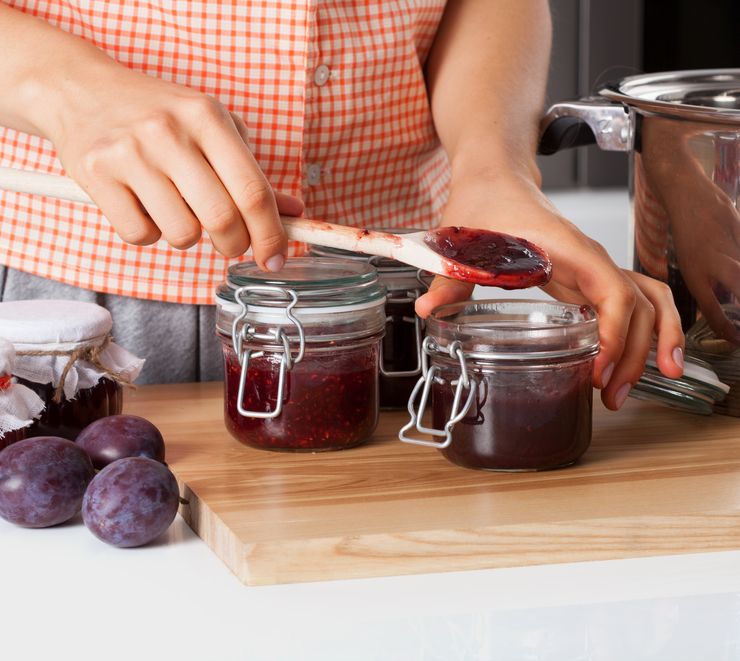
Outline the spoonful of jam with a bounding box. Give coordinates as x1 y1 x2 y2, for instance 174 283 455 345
0 167 552 289
422 226 552 288
282 219 552 289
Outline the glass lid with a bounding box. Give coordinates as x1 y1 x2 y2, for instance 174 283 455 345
601 69 740 124
426 300 600 360
631 350 730 415
217 257 385 308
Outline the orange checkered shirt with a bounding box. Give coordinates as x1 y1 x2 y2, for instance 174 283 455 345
0 1 450 304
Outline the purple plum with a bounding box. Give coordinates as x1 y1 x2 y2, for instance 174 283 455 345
76 414 165 469
0 436 95 527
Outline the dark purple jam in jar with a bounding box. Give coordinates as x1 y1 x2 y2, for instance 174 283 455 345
400 300 599 471
308 241 431 409
19 377 122 441
0 427 26 451
217 257 386 452
432 360 593 470
379 296 422 409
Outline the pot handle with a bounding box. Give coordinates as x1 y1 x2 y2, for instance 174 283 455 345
538 97 633 155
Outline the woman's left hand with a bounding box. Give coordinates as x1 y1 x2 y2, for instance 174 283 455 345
415 175 685 410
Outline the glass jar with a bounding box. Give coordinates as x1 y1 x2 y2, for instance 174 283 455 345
216 257 387 451
308 240 432 409
0 300 143 441
0 337 44 449
19 377 122 440
400 300 600 471
0 427 26 451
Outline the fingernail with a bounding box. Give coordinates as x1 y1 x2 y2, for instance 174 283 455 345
672 347 684 370
601 362 615 388
265 254 285 272
615 383 631 409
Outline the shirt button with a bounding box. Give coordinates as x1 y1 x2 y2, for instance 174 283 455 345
306 163 322 186
313 64 331 87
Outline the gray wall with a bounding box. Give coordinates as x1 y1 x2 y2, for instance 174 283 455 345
539 0 643 189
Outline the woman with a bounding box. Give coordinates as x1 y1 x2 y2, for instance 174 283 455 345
0 0 685 409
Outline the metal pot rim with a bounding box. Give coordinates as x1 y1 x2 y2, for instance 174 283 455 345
601 68 740 125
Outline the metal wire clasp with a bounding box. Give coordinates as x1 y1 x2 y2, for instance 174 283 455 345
379 285 424 379
399 336 477 448
231 285 305 419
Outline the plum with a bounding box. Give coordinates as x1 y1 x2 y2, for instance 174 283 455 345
0 437 95 527
82 457 179 548
76 414 165 469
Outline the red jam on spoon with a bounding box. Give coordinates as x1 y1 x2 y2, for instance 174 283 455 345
424 227 552 288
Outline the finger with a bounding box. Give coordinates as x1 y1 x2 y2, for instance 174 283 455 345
541 281 587 305
275 191 304 217
198 104 287 270
573 262 637 389
229 112 304 219
84 178 161 246
625 272 685 379
229 112 252 149
601 291 655 410
124 162 202 250
158 145 249 258
415 276 474 319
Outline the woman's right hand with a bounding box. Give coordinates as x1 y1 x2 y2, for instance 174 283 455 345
43 57 303 267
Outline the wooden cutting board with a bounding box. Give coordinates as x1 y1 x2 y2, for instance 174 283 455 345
124 382 740 586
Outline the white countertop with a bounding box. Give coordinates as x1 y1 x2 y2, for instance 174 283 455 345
3 189 739 661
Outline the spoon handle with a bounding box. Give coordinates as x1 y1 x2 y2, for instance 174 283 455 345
0 166 408 260
0 167 93 204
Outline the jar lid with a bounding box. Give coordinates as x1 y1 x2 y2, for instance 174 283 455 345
630 350 730 415
217 257 386 311
0 337 45 435
0 337 15 375
0 300 143 400
426 300 600 361
0 299 112 348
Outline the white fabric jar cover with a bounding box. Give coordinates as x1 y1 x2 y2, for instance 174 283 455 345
0 300 145 401
0 337 44 436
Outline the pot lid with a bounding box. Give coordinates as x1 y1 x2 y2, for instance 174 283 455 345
601 69 740 124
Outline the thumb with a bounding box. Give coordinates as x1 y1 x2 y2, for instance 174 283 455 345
415 276 474 319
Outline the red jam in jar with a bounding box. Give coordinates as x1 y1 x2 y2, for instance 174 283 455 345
400 300 599 471
216 258 386 452
223 343 378 451
308 241 431 409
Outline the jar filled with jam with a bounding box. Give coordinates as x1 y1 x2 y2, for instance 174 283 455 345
0 300 144 440
309 240 432 409
0 338 44 450
216 257 387 451
400 300 599 471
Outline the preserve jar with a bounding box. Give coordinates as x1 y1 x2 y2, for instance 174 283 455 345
308 240 432 409
216 257 387 451
400 300 599 471
0 338 44 450
0 300 144 440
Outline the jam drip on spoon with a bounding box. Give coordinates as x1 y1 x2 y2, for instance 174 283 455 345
424 226 552 288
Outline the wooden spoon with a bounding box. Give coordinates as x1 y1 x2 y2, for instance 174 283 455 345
0 167 551 288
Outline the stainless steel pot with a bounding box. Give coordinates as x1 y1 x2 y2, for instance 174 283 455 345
540 69 740 416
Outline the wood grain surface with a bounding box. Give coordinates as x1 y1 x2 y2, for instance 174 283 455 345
124 382 740 586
